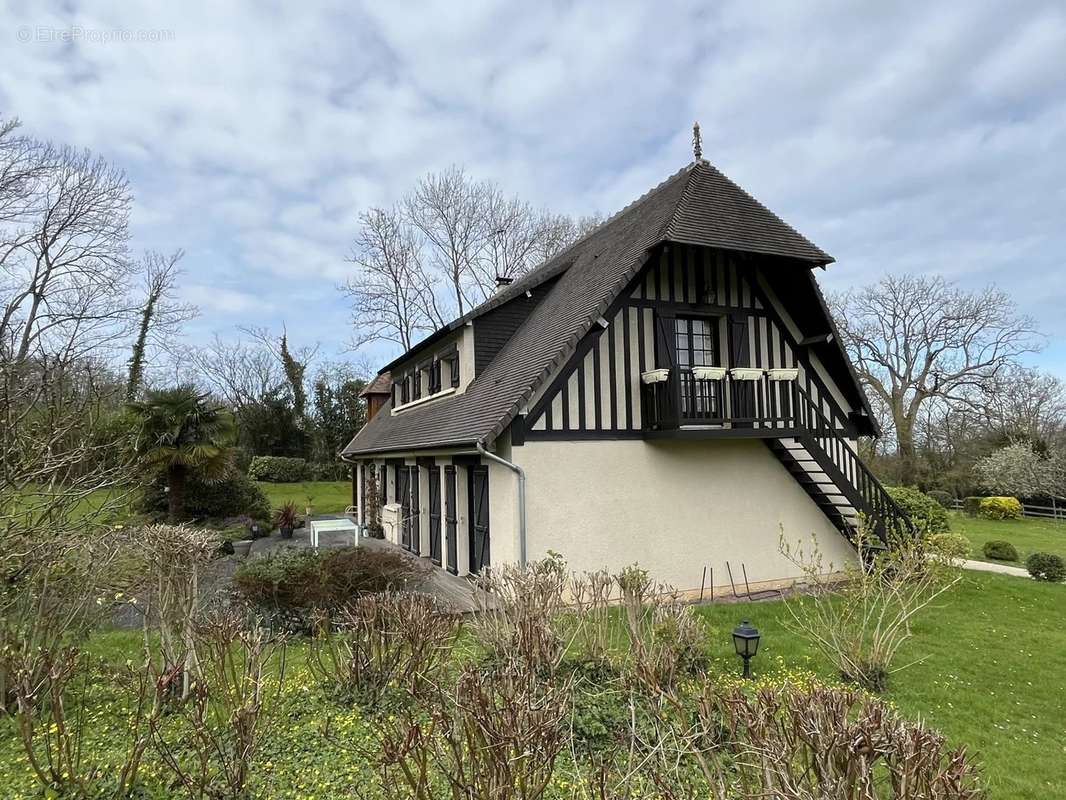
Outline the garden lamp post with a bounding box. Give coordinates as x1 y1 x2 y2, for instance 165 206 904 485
732 620 760 678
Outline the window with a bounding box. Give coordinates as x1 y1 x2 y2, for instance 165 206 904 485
429 359 442 394
450 352 460 388
674 317 717 368
412 369 422 401
674 316 720 418
399 374 410 405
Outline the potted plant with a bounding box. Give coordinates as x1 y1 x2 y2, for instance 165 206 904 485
274 502 298 539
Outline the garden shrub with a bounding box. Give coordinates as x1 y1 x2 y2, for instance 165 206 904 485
233 546 430 611
1025 552 1066 582
982 540 1019 561
308 591 461 706
884 486 950 534
694 682 984 797
977 496 1023 520
926 489 953 508
248 455 311 482
138 468 271 523
927 532 970 560
962 496 983 517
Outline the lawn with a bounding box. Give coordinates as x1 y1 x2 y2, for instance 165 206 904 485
0 570 1061 799
695 570 1066 799
256 480 352 514
950 511 1066 564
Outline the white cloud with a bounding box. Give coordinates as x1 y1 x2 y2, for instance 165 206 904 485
0 0 1063 373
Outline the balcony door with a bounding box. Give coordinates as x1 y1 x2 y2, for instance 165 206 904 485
673 316 720 420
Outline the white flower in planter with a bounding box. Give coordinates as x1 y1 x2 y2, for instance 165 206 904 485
691 366 727 381
730 367 765 381
767 368 799 381
641 368 670 384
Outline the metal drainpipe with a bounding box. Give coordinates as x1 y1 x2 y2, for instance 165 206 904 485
476 439 527 567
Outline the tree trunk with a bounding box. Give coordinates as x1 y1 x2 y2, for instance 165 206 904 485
167 464 187 522
895 414 917 486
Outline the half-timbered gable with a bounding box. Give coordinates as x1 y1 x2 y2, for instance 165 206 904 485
521 242 864 446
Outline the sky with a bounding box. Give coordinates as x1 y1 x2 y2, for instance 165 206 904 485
1 0 1064 374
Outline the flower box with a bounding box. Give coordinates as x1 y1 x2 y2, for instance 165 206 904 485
691 366 727 381
641 368 670 384
730 367 765 381
767 368 799 382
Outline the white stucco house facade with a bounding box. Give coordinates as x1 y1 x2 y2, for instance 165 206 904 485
341 156 911 595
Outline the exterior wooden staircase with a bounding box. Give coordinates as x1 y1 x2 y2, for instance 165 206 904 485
766 385 914 547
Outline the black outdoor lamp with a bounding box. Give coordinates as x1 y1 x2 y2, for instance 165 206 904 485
732 620 761 679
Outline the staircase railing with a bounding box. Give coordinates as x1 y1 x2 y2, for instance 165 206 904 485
793 383 915 545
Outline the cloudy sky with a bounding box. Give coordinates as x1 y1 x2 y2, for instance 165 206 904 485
2 1 1064 373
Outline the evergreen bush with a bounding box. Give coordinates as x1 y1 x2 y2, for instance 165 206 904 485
248 455 311 482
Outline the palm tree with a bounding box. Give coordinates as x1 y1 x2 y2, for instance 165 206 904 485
128 385 236 521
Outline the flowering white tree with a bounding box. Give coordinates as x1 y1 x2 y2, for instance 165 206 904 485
974 441 1066 499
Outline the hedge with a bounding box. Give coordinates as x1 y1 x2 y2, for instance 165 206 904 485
138 468 271 523
233 546 430 610
248 455 311 482
884 486 950 535
977 496 1023 520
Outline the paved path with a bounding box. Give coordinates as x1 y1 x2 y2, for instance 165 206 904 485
959 558 1031 578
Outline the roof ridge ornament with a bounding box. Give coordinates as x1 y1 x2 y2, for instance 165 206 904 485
692 121 703 162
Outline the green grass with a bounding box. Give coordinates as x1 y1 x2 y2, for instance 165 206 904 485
950 511 1066 564
256 480 352 514
0 571 1061 798
694 571 1066 799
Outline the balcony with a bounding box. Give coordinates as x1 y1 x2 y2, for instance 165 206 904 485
640 366 803 438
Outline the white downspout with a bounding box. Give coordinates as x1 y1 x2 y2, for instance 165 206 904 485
476 440 527 567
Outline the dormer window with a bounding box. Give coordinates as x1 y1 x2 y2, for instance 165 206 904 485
392 345 462 414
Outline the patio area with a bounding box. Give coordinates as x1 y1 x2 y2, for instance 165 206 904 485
247 514 487 613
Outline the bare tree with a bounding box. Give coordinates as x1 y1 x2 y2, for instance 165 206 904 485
974 366 1066 448
126 249 197 400
343 167 598 356
404 166 488 316
831 275 1042 484
343 206 440 350
240 324 319 416
185 333 285 410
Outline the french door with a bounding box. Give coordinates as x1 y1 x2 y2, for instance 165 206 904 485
428 467 442 566
673 316 721 420
396 465 410 550
408 465 420 555
468 466 490 574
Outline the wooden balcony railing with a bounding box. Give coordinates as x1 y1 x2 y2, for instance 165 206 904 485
640 369 801 431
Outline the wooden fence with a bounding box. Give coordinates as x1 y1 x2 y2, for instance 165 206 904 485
948 499 1066 521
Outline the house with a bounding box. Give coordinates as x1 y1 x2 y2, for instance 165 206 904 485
340 154 910 595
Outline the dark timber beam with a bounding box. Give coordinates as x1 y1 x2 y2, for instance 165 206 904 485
799 332 834 347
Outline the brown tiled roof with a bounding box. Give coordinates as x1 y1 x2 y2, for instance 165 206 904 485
358 372 392 398
342 159 831 457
